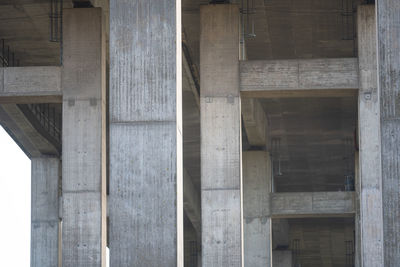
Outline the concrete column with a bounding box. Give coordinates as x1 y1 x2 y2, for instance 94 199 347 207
200 4 241 266
61 8 106 267
31 157 60 267
272 251 292 267
376 1 400 265
243 151 272 267
354 151 361 267
272 219 292 267
357 5 384 267
109 0 183 266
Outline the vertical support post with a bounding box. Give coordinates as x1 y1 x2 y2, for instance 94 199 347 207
357 5 384 267
243 151 272 267
62 8 106 266
354 151 361 267
272 219 292 267
200 4 242 266
31 157 60 267
377 1 400 265
109 0 183 266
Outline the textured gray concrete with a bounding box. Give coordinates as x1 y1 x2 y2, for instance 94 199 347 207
109 0 183 266
272 251 292 267
272 219 290 249
200 4 241 267
289 218 355 266
31 157 60 267
258 96 357 193
183 168 201 235
0 104 59 157
270 192 355 218
240 58 358 98
184 214 201 267
272 219 292 266
354 152 361 267
0 67 61 103
357 5 384 267
61 8 106 267
240 58 358 91
243 151 272 267
377 1 400 265
241 98 268 146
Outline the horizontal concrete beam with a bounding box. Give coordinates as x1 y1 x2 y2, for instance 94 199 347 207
240 58 358 98
0 66 62 103
270 191 355 218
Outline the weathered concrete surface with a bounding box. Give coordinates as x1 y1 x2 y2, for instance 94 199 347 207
0 67 61 103
272 251 292 267
109 0 183 266
61 8 106 267
270 192 355 218
200 4 241 267
184 214 201 267
272 219 292 266
377 1 400 265
241 98 268 146
0 104 59 157
240 58 358 98
357 5 384 267
272 219 289 249
354 152 361 267
289 218 355 266
243 151 272 267
31 157 60 267
182 53 201 234
240 58 358 91
183 168 201 235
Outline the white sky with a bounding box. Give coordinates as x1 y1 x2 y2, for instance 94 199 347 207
0 126 31 266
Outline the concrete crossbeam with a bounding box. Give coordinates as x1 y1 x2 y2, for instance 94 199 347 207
31 157 60 267
240 58 359 98
270 191 355 218
200 4 242 267
0 66 61 103
61 8 106 267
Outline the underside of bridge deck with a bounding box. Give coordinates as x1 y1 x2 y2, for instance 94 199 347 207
0 1 397 267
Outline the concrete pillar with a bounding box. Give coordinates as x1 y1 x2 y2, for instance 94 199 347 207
376 1 400 265
272 219 289 249
200 4 241 266
31 157 60 267
354 151 361 267
109 0 183 266
272 219 292 267
357 5 384 267
243 151 272 267
272 251 292 267
61 8 106 267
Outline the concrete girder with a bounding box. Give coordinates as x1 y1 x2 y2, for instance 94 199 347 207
0 66 61 104
240 58 359 98
270 191 355 218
